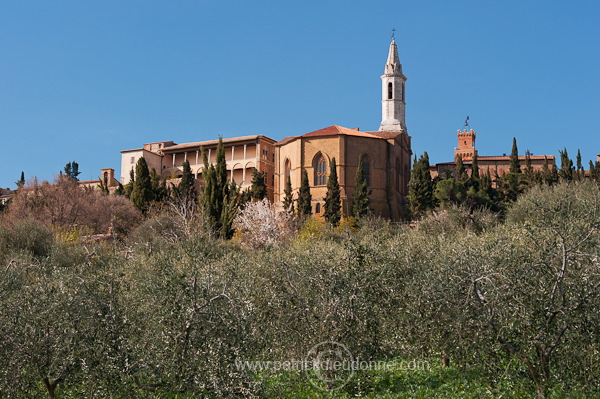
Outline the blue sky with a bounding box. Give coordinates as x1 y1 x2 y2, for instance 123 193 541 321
1 0 599 187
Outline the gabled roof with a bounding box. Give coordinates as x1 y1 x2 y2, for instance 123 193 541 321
277 125 405 146
302 125 381 139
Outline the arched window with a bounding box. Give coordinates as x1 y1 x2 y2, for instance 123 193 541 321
285 159 291 178
388 82 393 99
361 155 371 187
401 82 405 102
314 154 327 186
315 203 321 214
103 171 108 183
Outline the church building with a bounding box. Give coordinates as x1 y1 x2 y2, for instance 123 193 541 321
274 37 412 219
119 37 413 220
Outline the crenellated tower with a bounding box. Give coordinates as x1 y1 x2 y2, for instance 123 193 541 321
379 35 407 131
454 129 477 161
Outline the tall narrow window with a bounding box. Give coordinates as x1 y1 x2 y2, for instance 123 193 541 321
285 159 291 178
361 155 371 187
103 172 108 184
314 154 327 186
388 82 393 99
316 203 321 214
402 82 405 102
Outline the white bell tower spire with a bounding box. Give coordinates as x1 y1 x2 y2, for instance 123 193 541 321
379 32 407 132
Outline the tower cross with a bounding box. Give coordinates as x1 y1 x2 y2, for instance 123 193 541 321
391 28 396 40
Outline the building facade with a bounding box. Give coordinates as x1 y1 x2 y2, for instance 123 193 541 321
119 37 413 219
430 128 556 178
274 37 412 219
275 125 411 219
121 136 276 202
79 168 120 190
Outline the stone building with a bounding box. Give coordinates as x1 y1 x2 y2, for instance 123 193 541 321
274 37 412 219
121 136 276 201
160 136 276 201
79 168 120 190
430 128 556 178
118 37 412 219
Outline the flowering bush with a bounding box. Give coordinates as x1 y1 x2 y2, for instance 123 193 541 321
233 199 298 249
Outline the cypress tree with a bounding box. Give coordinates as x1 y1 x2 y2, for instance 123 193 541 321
481 168 492 191
550 157 560 184
16 171 25 188
589 160 598 182
524 152 534 181
151 168 168 202
297 169 312 216
558 148 573 181
422 152 432 181
282 174 294 213
177 160 195 201
130 157 152 211
98 177 109 195
200 138 237 238
324 158 341 226
351 157 370 218
114 182 125 196
408 153 434 216
455 154 468 181
509 137 521 174
541 156 550 184
576 149 584 180
471 153 480 179
220 181 238 239
249 169 267 200
201 150 217 221
124 169 135 198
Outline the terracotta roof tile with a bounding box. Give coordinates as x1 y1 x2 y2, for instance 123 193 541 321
276 125 405 146
477 155 555 161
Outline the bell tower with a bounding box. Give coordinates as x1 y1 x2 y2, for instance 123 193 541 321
379 34 407 132
454 129 477 161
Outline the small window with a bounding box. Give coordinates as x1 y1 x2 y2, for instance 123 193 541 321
388 82 393 99
103 172 109 183
316 203 321 213
131 157 135 164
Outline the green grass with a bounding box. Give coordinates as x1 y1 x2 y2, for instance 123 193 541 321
39 358 600 398
257 359 597 399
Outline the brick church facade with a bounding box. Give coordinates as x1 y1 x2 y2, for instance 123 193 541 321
273 37 412 219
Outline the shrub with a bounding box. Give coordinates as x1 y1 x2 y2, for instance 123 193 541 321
5 176 141 236
233 199 298 249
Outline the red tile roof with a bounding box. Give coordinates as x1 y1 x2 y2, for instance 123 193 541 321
477 155 555 161
277 125 405 146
